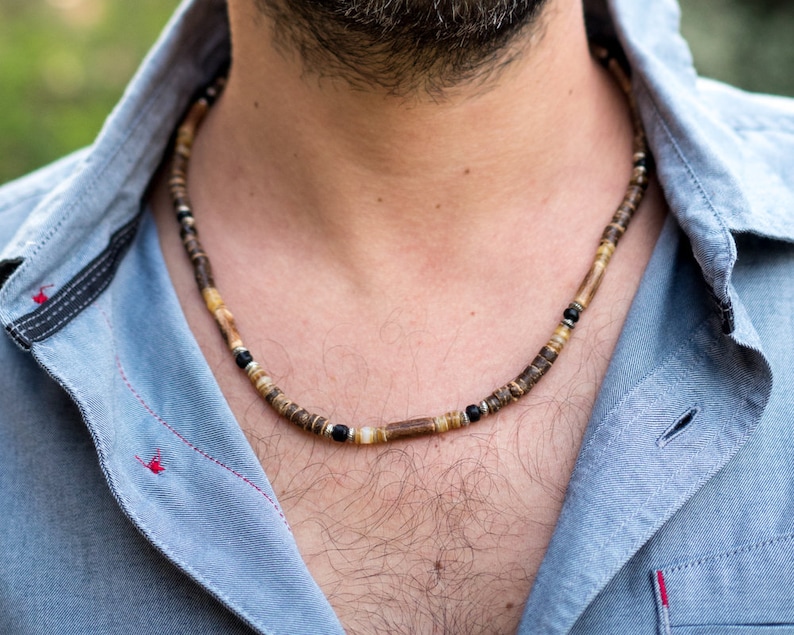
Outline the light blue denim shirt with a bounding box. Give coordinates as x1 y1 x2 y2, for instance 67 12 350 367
2 0 794 633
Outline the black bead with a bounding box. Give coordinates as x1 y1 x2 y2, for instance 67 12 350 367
235 349 254 369
331 425 350 442
636 154 655 172
465 405 482 423
176 210 193 223
563 307 580 323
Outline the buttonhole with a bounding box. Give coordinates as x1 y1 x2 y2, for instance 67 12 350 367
657 406 700 448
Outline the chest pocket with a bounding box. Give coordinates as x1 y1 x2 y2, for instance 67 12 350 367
654 533 794 634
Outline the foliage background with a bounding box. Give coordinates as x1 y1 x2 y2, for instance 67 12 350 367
1 0 794 184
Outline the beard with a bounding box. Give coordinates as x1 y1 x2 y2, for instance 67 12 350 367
255 0 551 95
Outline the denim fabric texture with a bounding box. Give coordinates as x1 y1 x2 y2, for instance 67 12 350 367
2 0 794 633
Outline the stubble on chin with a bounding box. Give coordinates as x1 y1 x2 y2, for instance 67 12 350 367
253 0 551 97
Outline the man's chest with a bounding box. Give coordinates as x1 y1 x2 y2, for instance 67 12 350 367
239 392 592 635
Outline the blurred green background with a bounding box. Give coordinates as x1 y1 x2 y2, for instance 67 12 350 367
1 0 794 185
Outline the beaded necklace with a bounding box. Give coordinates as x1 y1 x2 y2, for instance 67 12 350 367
168 46 651 445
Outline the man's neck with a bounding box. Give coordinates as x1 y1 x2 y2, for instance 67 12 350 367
183 0 635 295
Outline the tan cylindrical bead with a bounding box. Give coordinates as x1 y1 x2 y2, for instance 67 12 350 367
247 364 274 394
434 415 450 433
547 323 571 353
433 411 464 433
212 305 243 351
597 241 617 262
201 287 223 312
609 59 632 94
180 100 208 135
575 265 606 309
270 392 291 415
175 143 192 159
356 427 385 444
574 242 615 308
446 411 465 429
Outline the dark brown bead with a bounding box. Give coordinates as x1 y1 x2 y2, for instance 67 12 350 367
264 387 283 405
283 402 301 421
486 395 503 414
385 418 437 441
539 346 558 364
293 409 312 429
532 354 553 374
514 377 531 394
616 204 634 222
194 268 213 291
494 385 513 407
627 189 644 208
517 364 543 388
601 224 624 245
309 414 327 435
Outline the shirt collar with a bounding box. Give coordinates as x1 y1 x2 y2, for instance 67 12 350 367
4 0 792 343
602 0 794 312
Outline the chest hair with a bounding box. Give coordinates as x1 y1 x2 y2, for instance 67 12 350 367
249 399 584 635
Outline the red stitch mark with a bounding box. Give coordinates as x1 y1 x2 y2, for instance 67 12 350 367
136 449 166 474
114 355 289 529
656 570 669 607
32 284 54 304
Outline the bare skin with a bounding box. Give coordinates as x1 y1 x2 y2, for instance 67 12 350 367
150 0 667 632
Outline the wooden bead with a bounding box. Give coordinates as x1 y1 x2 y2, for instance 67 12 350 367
356 427 388 444
547 324 571 353
509 381 525 399
574 242 615 309
517 364 544 389
201 287 223 312
602 223 624 244
434 411 465 432
539 345 558 364
246 363 274 394
385 418 438 441
484 394 504 414
307 414 326 435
